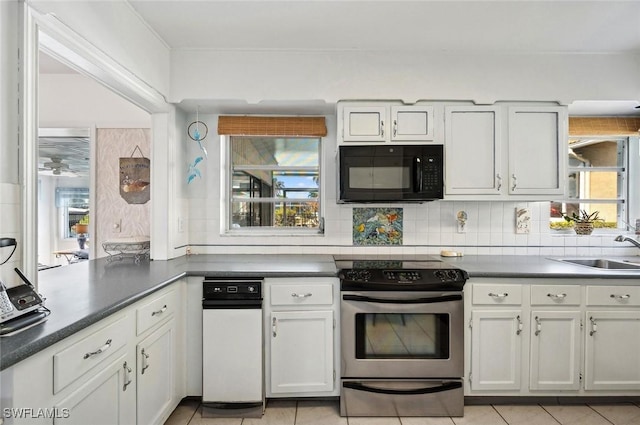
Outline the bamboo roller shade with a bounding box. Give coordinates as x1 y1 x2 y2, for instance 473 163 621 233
218 116 327 137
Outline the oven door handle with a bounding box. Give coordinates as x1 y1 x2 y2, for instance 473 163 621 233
343 381 462 395
342 294 462 304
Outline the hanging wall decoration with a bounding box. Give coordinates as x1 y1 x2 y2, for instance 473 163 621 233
120 145 150 204
187 106 208 184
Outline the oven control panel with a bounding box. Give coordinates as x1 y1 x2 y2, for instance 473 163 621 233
383 270 422 281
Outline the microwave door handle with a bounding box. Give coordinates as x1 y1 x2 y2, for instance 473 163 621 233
343 381 462 395
413 157 422 193
342 294 462 304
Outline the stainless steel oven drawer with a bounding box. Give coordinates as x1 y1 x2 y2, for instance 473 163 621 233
340 379 463 417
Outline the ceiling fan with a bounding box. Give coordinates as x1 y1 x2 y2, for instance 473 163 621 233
42 157 70 175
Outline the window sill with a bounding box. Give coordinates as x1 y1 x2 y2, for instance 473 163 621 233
222 228 324 237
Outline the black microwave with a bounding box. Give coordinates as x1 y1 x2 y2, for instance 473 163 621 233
338 145 443 203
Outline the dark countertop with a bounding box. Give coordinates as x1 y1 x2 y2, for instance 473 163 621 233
0 254 336 371
1 253 638 371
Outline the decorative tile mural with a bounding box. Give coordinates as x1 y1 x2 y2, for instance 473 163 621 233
353 208 403 246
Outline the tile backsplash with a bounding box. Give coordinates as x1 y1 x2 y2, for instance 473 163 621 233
187 200 638 257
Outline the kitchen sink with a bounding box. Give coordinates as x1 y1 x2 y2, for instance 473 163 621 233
556 258 640 270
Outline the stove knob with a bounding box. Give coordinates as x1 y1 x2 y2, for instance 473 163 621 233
434 270 446 281
446 270 459 280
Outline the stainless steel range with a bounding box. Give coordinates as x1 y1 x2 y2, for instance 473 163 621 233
335 255 468 418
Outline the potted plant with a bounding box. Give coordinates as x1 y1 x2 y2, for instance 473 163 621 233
562 210 602 235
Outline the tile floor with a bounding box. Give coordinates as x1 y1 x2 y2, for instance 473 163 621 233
164 398 640 425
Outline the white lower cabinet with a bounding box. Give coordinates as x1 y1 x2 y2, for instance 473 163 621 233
0 281 185 425
136 319 176 425
466 279 640 397
470 310 523 391
529 311 581 390
54 351 135 425
270 310 334 394
584 310 640 390
264 277 339 398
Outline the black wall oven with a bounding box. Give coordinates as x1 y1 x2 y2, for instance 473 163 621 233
338 144 443 202
336 256 467 417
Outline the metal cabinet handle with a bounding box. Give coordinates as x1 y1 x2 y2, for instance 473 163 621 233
272 317 277 338
123 361 132 391
291 293 313 298
516 315 523 335
151 305 167 316
393 120 397 137
380 120 385 137
511 174 517 191
589 316 597 336
84 339 112 359
496 174 502 191
488 292 508 299
610 294 631 301
547 293 567 300
141 348 150 374
534 316 542 336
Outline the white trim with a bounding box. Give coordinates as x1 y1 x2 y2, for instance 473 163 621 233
31 8 168 114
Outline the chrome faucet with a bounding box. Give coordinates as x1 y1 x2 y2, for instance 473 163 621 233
615 235 640 250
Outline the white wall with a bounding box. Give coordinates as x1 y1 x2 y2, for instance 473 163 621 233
170 50 640 105
29 0 171 97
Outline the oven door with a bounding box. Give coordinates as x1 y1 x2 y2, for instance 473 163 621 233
341 291 463 379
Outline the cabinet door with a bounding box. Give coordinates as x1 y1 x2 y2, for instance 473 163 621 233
470 310 523 391
342 106 387 142
445 106 502 195
529 311 581 390
390 105 434 141
508 106 567 195
54 352 135 425
584 311 640 390
270 310 334 394
137 320 175 425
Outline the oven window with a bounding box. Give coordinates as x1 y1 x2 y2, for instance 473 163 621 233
355 313 449 359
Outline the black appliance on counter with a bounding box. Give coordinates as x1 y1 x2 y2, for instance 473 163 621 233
335 255 468 417
338 144 443 202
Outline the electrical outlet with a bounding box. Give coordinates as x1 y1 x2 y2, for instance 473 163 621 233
178 217 184 233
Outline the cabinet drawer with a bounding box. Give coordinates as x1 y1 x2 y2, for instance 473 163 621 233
271 284 333 306
472 284 522 305
137 288 178 335
54 314 130 393
531 285 581 306
586 286 640 307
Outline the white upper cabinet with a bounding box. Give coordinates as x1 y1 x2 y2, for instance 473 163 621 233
445 106 501 195
444 103 567 199
339 102 435 144
390 105 434 141
508 106 567 196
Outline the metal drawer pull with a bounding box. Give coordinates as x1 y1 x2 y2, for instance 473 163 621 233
272 317 277 338
84 339 112 359
151 305 168 316
141 348 150 374
516 315 523 335
589 316 597 336
496 174 502 191
547 293 567 300
123 361 132 391
489 292 508 299
291 293 313 298
380 120 385 137
393 120 397 137
610 294 631 300
511 174 517 191
534 316 541 336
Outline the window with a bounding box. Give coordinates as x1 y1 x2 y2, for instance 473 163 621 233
228 137 321 232
55 187 89 238
550 138 627 230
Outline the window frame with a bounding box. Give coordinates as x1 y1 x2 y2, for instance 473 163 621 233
223 135 324 235
551 136 629 232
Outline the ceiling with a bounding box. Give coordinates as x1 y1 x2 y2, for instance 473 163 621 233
39 1 640 116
